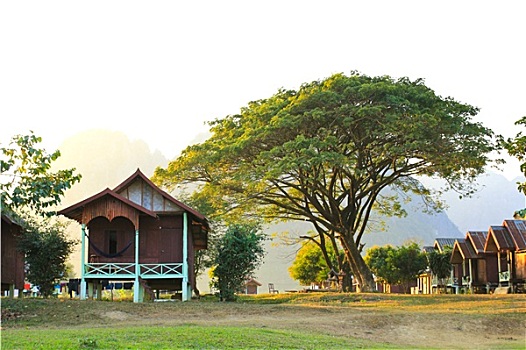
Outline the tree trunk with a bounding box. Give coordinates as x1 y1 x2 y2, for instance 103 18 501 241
339 236 375 292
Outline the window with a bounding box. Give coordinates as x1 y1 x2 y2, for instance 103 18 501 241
108 231 117 255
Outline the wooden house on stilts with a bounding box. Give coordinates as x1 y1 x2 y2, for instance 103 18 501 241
1 214 25 297
58 169 209 302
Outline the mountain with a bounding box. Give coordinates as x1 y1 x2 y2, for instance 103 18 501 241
436 172 525 233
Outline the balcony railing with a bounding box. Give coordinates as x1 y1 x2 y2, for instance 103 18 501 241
84 263 184 279
140 263 183 278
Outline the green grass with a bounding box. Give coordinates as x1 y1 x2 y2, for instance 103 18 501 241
1 324 398 350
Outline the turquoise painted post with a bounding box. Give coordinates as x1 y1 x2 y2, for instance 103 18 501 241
182 213 189 301
80 224 87 300
134 228 140 303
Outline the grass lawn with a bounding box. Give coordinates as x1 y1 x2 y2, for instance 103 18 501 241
2 325 397 350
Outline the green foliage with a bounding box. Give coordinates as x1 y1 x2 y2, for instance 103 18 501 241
427 246 453 292
365 245 397 284
211 223 266 301
289 240 338 286
1 131 81 217
154 72 497 292
365 242 427 293
501 116 526 195
16 216 77 297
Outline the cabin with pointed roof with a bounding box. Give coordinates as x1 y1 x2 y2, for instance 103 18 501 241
58 169 209 302
1 214 25 297
450 231 499 293
484 220 526 293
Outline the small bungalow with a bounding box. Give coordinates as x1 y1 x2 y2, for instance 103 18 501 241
244 278 262 295
1 214 25 297
450 231 499 293
58 169 209 302
415 238 460 294
484 220 526 293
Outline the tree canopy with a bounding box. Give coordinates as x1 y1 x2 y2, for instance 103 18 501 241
1 132 81 217
502 116 526 196
365 243 427 293
153 72 497 292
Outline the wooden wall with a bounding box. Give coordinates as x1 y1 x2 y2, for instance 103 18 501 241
1 218 25 291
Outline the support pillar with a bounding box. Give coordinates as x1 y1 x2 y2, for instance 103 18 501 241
80 224 87 300
468 260 473 293
182 212 189 301
88 282 94 299
97 283 102 301
133 228 140 303
9 284 15 299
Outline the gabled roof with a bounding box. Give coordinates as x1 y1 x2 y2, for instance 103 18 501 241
113 168 207 224
245 278 262 286
58 187 157 223
485 225 515 252
1 213 21 227
503 220 526 251
422 246 435 254
451 239 478 264
434 238 459 252
465 231 488 254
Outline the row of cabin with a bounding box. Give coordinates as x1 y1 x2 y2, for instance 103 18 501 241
414 220 526 294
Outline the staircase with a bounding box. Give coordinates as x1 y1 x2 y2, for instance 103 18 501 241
138 277 156 301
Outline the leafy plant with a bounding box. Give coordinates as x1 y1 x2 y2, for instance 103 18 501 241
17 216 77 297
365 242 427 293
211 223 266 301
427 246 453 293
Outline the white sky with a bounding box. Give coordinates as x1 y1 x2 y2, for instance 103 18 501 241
1 1 524 179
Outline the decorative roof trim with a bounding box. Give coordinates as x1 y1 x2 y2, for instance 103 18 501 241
113 168 208 224
58 188 157 219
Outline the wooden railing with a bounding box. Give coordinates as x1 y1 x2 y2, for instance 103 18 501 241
84 263 184 279
140 263 183 278
84 263 136 277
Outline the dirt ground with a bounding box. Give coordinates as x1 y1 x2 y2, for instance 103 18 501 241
98 300 525 349
3 295 526 349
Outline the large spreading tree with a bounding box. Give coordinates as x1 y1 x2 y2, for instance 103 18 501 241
153 72 497 292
